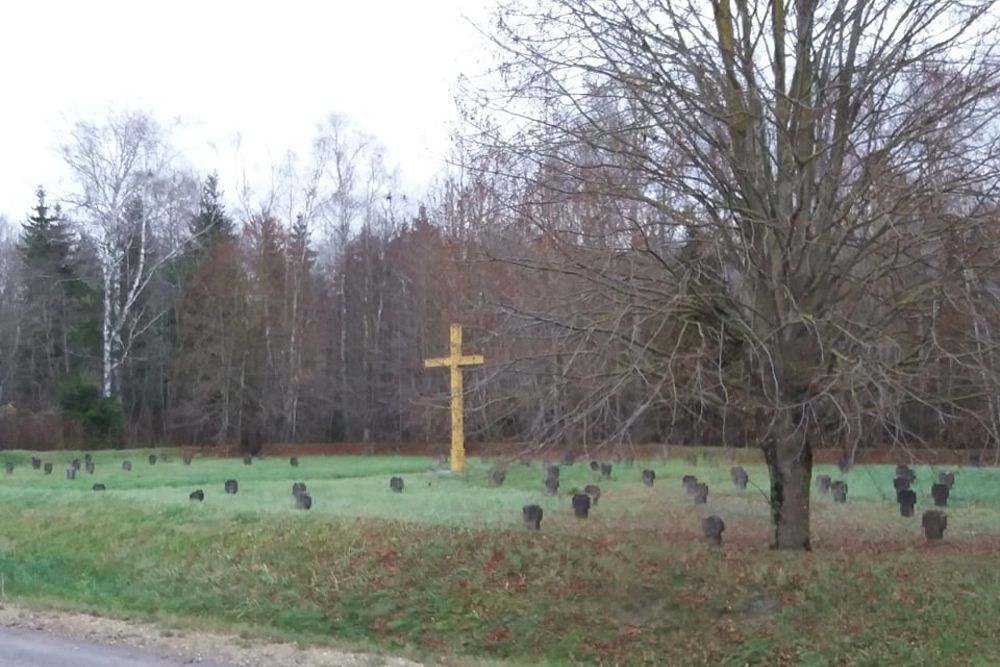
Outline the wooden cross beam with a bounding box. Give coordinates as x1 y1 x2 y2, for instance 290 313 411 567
424 324 484 472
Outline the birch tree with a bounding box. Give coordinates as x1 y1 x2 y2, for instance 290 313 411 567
59 109 197 398
466 0 1000 549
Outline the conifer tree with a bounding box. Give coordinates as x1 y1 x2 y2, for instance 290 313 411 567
17 186 99 407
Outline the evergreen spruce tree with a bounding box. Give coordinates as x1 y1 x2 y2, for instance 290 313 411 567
190 171 234 251
21 186 73 282
168 172 236 288
17 186 100 408
289 213 317 267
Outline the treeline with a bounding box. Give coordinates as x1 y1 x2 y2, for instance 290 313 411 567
0 103 998 455
0 111 616 451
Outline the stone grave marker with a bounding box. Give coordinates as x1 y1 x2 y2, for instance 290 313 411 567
571 493 591 518
815 475 832 493
682 474 698 494
702 515 725 546
522 504 543 530
897 489 917 517
545 476 560 495
730 466 749 490
931 483 950 507
831 481 848 503
921 510 947 540
692 482 709 504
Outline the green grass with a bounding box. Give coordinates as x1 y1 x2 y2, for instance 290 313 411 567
1 450 1000 666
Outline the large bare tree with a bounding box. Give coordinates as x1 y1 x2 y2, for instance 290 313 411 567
463 0 1000 548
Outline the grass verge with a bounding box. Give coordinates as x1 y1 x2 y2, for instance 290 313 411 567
0 451 999 666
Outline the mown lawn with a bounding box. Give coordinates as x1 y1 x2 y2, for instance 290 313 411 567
0 449 999 666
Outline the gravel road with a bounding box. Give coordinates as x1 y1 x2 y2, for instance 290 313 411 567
0 604 425 667
0 624 238 666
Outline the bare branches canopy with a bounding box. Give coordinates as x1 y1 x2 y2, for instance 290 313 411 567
462 0 1000 548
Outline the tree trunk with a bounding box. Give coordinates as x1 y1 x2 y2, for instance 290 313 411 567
101 267 114 398
339 264 349 439
762 433 813 551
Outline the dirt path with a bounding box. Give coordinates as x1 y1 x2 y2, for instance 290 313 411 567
0 604 425 667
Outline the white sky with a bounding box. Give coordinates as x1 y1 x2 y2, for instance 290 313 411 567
0 0 496 221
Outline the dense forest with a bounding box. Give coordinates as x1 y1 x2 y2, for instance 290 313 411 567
0 111 668 452
0 100 997 460
0 113 491 450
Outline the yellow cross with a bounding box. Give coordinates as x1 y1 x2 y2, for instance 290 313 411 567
424 324 484 472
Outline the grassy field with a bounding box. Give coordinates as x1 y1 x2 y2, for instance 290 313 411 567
0 448 999 666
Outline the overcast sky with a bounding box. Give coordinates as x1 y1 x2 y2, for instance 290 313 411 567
0 0 495 222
